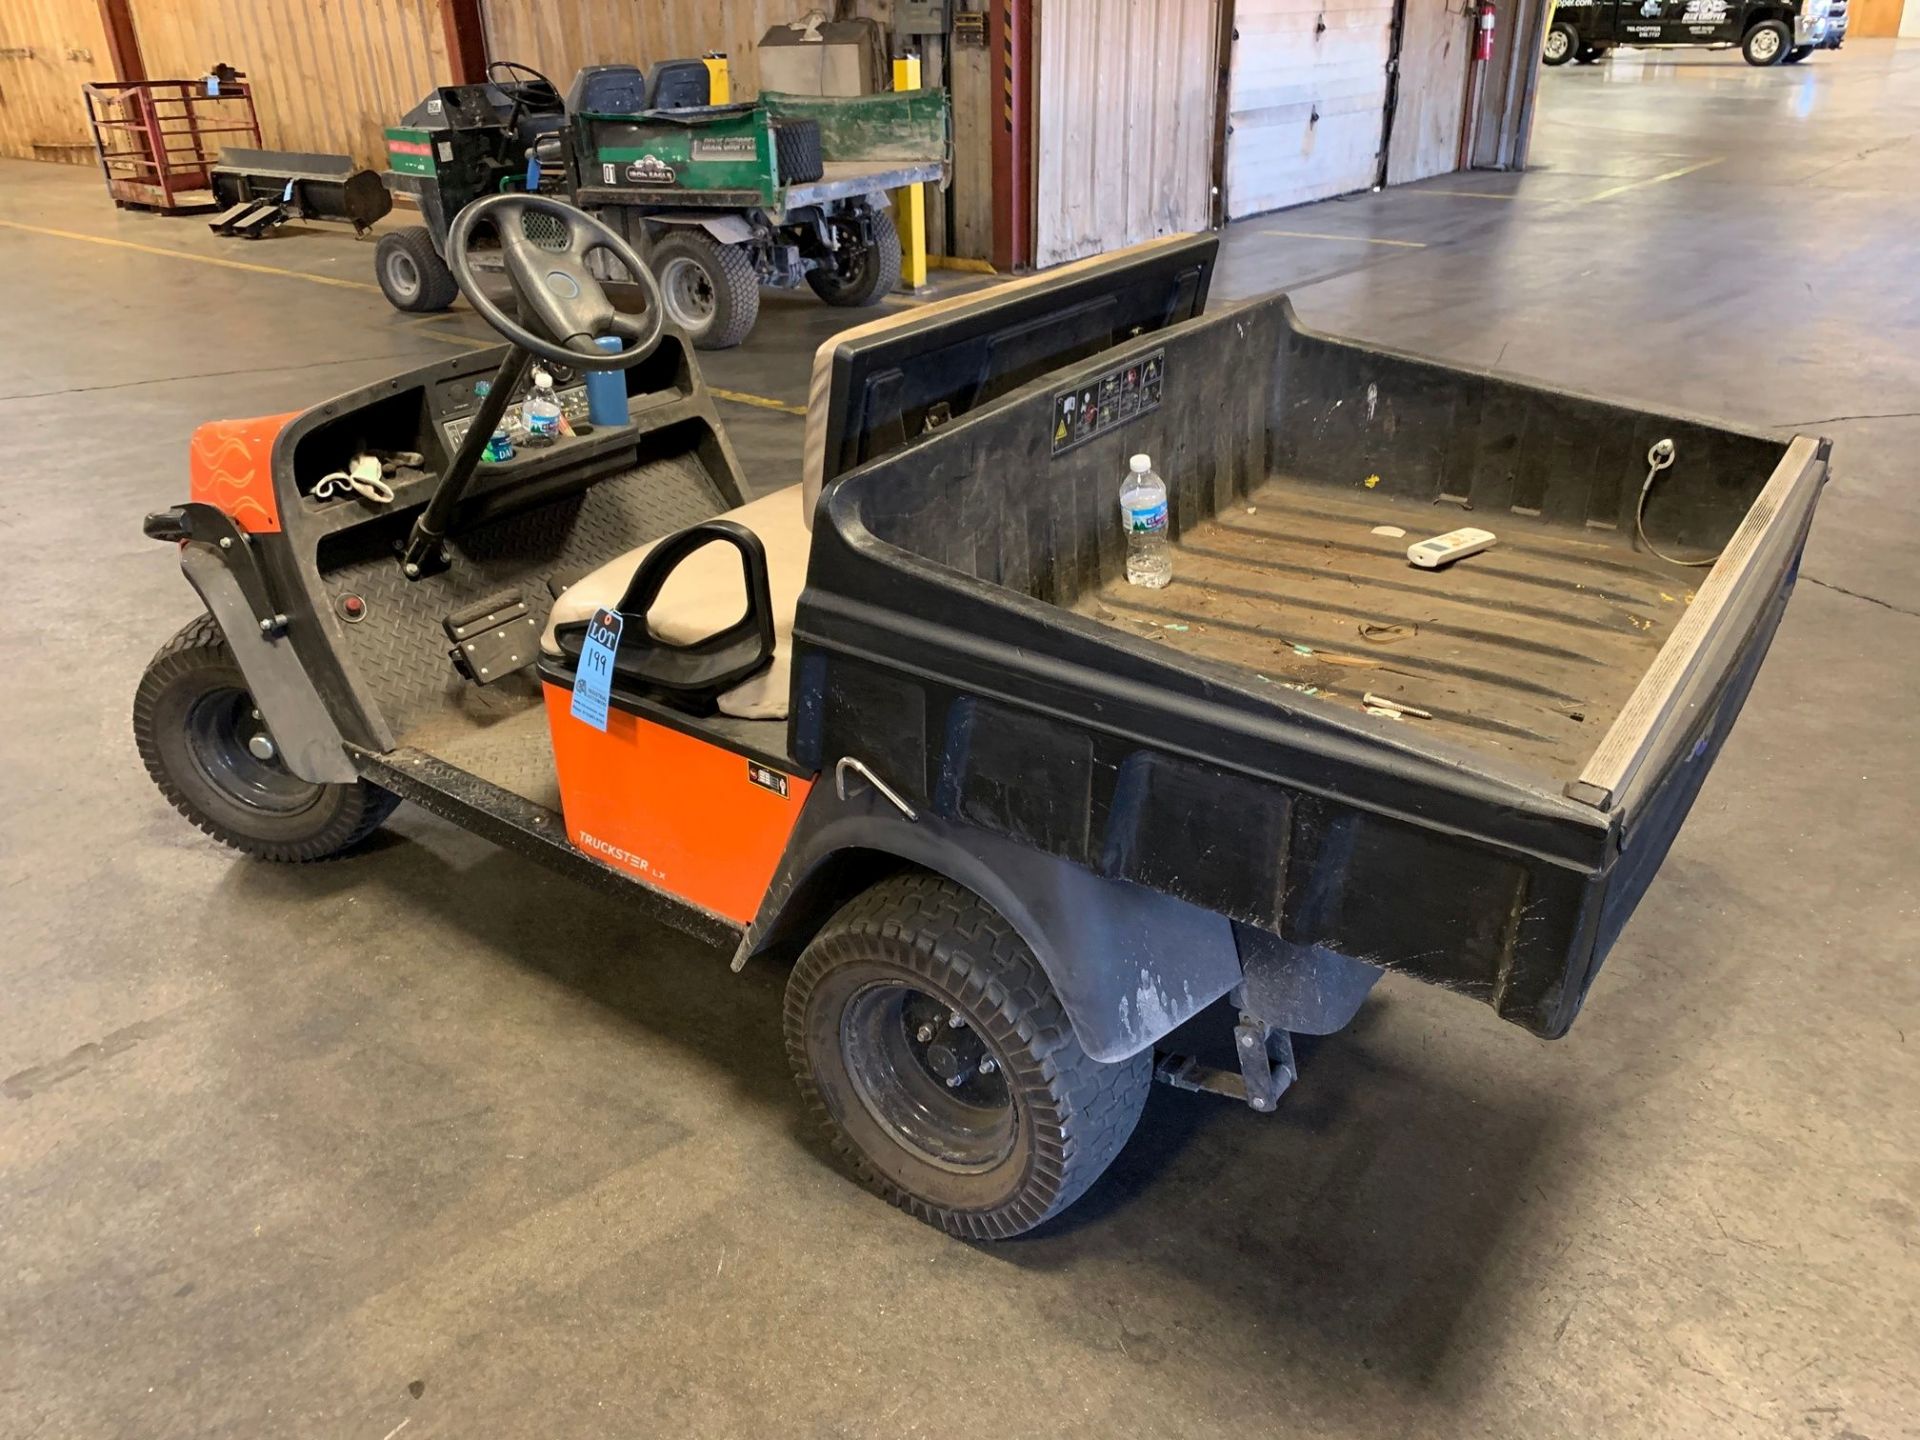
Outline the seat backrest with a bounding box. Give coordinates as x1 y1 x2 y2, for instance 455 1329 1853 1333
647 59 712 110
567 64 647 115
798 233 1218 528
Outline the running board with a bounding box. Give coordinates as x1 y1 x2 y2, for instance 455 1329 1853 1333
348 745 742 949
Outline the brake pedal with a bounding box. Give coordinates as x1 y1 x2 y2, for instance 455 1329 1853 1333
444 592 540 685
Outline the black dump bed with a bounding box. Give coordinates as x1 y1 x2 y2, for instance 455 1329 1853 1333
791 247 1828 1039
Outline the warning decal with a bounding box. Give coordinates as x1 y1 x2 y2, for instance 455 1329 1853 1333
1051 349 1165 457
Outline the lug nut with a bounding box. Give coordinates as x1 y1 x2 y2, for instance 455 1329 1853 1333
947 1012 966 1029
945 1072 967 1088
915 1023 934 1043
978 1058 997 1076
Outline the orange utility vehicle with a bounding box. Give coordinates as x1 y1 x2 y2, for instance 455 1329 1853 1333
136 195 1828 1238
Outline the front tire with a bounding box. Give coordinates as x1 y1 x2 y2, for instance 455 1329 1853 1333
649 230 760 349
1543 22 1579 64
806 206 902 308
374 226 457 313
785 874 1152 1239
1743 20 1790 64
134 614 396 861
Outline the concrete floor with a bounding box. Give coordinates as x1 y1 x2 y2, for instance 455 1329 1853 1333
3 40 1917 1440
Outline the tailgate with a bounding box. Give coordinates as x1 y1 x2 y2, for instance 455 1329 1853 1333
1571 435 1829 970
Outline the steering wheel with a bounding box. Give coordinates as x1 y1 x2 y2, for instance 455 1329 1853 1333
486 59 562 111
447 193 665 371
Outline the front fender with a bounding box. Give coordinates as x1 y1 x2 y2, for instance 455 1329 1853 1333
736 776 1243 1062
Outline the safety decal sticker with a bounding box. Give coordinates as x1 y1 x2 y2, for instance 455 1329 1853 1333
746 761 790 797
1050 349 1165 457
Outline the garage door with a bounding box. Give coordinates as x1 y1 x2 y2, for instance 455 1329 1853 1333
1224 0 1396 219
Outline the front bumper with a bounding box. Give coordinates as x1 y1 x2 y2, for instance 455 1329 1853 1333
1796 12 1845 45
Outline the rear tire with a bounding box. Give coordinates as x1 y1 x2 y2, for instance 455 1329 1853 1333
1783 44 1813 62
1575 43 1608 63
375 225 457 313
134 614 397 861
806 206 901 308
649 229 760 349
784 873 1152 1239
1743 20 1790 64
1543 22 1579 64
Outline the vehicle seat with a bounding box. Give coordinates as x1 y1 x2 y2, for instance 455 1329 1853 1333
566 64 649 116
541 484 811 719
647 59 712 110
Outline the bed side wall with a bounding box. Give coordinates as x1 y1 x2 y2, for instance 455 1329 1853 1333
850 300 1285 608
1268 309 1790 558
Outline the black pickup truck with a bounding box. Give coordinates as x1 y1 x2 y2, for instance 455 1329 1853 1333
135 211 1829 1238
1546 0 1848 64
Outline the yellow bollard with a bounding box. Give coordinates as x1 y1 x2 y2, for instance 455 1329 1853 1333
890 55 928 291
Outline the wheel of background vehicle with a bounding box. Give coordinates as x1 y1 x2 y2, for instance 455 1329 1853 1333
1575 43 1608 62
374 226 457 313
805 207 901 309
1743 20 1790 64
1543 21 1579 64
134 614 398 861
1783 44 1813 61
784 872 1153 1240
649 229 759 350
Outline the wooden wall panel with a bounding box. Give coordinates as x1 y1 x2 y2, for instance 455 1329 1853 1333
481 0 804 100
1386 0 1472 184
1034 0 1219 269
132 0 451 167
0 0 114 163
948 10 994 261
1849 0 1904 34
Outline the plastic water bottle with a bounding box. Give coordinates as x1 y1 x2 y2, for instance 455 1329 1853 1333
523 368 562 438
1119 453 1171 588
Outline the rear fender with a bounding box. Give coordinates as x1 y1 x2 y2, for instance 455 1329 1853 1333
649 211 756 245
736 776 1244 1063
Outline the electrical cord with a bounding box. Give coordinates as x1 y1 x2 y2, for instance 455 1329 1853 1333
1634 437 1719 568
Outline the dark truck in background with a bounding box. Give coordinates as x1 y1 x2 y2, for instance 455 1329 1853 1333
1545 0 1847 64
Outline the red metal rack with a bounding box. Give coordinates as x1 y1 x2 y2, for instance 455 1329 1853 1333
83 76 264 214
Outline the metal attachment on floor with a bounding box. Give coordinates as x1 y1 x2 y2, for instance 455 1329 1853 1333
1154 1013 1297 1112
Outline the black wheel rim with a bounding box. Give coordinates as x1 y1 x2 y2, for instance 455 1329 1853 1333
183 687 321 815
840 982 1015 1172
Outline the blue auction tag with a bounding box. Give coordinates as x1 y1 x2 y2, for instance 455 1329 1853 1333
526 156 542 190
281 178 295 202
569 607 622 732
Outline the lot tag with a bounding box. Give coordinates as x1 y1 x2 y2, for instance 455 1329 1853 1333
570 608 623 732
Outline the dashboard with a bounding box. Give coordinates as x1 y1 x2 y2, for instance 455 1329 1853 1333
431 364 597 450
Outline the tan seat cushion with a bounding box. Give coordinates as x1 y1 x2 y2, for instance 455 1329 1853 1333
541 484 810 720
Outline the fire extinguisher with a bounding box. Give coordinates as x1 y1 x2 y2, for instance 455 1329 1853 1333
1475 0 1497 61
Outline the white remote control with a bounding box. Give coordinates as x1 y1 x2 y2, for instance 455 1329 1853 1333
1407 526 1497 569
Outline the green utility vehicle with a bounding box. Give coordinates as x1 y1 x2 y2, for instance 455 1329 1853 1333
377 60 948 348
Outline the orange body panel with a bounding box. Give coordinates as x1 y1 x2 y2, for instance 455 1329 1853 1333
189 411 299 533
542 682 813 925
